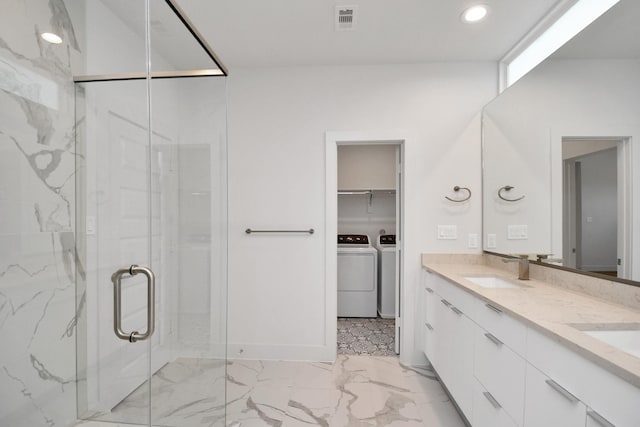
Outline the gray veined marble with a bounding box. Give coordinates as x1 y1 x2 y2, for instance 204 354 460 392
81 356 465 427
0 0 82 426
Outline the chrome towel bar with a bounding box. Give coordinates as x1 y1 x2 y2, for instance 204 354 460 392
245 228 314 235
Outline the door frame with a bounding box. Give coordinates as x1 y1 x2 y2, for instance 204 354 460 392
325 131 406 358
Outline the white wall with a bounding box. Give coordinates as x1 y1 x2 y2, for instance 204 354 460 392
338 193 396 241
338 145 396 190
226 63 496 365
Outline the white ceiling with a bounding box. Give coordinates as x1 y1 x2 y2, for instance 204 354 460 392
176 0 563 69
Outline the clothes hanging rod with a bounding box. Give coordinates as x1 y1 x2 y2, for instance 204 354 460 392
337 190 396 195
245 228 315 235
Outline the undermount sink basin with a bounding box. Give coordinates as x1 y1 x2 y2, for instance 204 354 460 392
463 276 528 289
578 326 640 359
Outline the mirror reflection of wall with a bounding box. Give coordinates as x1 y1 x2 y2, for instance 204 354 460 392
482 0 640 282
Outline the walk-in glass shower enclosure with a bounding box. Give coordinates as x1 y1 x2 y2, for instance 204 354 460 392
0 1 228 426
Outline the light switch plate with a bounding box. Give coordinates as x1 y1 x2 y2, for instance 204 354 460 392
437 225 457 240
468 233 479 249
507 225 528 240
487 234 497 248
86 216 96 236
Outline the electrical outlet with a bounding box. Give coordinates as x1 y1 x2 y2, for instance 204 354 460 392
468 233 479 249
437 225 457 240
487 233 497 248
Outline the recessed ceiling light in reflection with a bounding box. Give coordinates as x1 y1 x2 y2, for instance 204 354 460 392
461 5 489 23
41 32 63 44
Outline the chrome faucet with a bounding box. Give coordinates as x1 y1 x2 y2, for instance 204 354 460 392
502 255 530 280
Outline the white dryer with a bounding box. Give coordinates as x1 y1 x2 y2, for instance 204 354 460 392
375 234 396 318
337 234 378 317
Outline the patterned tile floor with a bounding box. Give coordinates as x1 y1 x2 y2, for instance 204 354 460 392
337 317 397 356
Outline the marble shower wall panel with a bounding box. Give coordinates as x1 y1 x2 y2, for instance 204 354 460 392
0 1 82 426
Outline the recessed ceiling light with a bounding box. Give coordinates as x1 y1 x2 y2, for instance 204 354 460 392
461 5 489 23
41 32 63 44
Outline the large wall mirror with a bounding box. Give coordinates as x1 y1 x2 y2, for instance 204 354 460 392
482 0 640 284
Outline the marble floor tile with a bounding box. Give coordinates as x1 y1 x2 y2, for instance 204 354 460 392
80 355 464 427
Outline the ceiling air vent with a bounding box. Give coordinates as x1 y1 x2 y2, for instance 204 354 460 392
335 5 358 31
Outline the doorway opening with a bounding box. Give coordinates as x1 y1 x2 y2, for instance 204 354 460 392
325 134 405 359
562 137 632 279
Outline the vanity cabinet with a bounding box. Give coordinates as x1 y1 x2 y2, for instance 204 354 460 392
523 363 586 427
423 270 476 420
527 327 638 427
421 266 640 427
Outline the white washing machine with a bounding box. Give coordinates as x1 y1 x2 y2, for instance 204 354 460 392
375 234 396 318
337 234 378 317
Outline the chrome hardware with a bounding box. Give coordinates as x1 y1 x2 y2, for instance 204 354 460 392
440 299 451 307
245 228 314 235
586 410 615 427
450 306 463 316
484 332 503 347
545 379 579 404
502 255 530 280
112 265 156 343
485 303 503 314
483 391 501 409
536 254 563 263
425 322 433 331
498 185 525 202
426 287 434 293
444 186 471 202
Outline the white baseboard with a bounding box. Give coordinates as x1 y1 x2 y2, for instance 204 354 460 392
226 343 336 362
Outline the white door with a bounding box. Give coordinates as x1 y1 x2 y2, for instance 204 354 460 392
394 145 402 354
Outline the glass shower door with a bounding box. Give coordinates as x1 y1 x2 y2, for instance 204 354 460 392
74 1 228 426
75 78 158 426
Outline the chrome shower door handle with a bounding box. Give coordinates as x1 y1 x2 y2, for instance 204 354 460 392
112 265 156 343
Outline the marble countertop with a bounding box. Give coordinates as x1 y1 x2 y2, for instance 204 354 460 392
421 260 640 388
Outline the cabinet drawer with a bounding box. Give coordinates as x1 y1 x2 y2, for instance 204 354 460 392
436 274 477 316
527 328 640 427
524 363 586 427
473 379 519 427
475 325 526 426
473 298 527 356
423 268 441 295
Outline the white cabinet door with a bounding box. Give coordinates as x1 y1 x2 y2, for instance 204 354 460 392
524 363 586 427
474 322 526 426
446 303 476 419
473 379 519 427
434 295 454 385
423 286 438 363
585 409 616 427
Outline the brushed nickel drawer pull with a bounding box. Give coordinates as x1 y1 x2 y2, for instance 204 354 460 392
484 332 503 347
485 303 503 314
450 306 463 316
483 391 501 409
545 379 579 404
